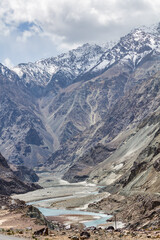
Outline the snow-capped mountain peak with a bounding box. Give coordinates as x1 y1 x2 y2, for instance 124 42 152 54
11 43 111 88
0 64 18 82
92 23 160 73
11 41 120 89
11 22 160 91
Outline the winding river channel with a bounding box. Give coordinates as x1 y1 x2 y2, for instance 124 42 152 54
28 199 112 227
13 181 114 228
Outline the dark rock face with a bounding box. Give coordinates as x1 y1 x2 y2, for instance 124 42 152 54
0 153 41 195
0 66 51 167
0 194 26 211
60 121 81 144
27 205 53 229
34 227 49 236
11 165 39 182
63 144 116 182
153 159 160 171
80 231 90 239
0 152 10 169
25 128 43 146
119 161 148 187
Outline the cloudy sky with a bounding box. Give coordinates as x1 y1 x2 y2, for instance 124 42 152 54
1 0 160 67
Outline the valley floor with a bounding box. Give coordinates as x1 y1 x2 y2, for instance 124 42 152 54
0 176 158 240
0 225 160 240
0 235 25 240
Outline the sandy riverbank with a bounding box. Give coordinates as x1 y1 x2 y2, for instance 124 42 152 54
12 180 109 211
12 180 113 229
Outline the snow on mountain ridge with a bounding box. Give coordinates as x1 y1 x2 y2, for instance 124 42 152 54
92 25 160 72
0 64 19 82
13 61 58 86
12 43 106 87
11 22 160 88
132 22 160 35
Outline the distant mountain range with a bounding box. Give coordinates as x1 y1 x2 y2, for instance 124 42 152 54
0 23 160 196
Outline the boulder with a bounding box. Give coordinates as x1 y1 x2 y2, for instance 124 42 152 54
80 231 90 239
153 159 160 171
34 227 48 236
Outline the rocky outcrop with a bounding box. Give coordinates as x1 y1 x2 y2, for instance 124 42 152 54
119 161 148 188
63 144 116 182
0 153 41 195
153 158 160 171
10 165 39 183
0 195 53 230
26 205 54 229
88 194 160 230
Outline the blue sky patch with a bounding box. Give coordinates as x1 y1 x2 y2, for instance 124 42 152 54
17 21 35 32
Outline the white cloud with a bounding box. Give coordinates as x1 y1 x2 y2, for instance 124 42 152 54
0 0 160 65
3 58 14 68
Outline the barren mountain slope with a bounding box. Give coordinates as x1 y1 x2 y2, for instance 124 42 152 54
1 23 160 170
0 153 40 195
